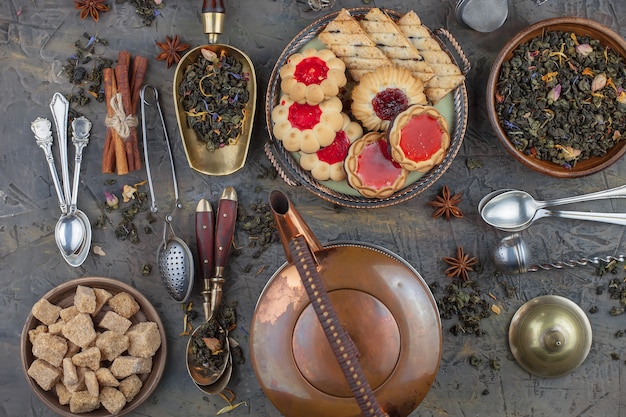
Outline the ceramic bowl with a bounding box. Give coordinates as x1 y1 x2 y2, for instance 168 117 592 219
21 277 166 417
487 17 626 178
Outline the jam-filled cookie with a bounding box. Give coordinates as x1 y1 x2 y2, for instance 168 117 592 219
388 104 449 172
271 95 344 153
345 132 408 198
351 65 427 132
280 48 347 106
299 113 363 182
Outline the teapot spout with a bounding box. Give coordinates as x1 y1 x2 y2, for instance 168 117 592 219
269 190 323 264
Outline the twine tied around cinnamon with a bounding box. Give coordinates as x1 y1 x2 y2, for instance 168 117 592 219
105 93 138 140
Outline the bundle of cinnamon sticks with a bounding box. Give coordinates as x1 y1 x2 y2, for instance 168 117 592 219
102 51 148 175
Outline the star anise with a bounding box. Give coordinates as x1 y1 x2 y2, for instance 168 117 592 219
74 0 110 21
443 246 478 282
155 35 190 68
428 185 463 220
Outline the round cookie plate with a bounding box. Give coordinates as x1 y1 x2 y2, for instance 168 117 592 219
264 7 470 208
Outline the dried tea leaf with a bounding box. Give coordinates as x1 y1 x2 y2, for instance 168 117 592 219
216 401 246 415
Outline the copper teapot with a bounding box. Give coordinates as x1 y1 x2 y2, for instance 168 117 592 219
249 190 442 417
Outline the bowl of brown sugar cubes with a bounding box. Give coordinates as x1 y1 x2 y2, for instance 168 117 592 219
21 277 166 416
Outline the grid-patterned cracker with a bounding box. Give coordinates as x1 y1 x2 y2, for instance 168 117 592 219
397 10 465 103
359 8 434 85
318 8 392 81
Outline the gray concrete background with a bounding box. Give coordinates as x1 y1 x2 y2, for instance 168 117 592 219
3 0 626 416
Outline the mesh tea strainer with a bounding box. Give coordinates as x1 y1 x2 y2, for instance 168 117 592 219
141 84 194 303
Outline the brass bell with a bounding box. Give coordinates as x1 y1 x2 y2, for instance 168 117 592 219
509 295 592 378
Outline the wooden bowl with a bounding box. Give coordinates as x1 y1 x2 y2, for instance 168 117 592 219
20 277 166 417
486 17 626 178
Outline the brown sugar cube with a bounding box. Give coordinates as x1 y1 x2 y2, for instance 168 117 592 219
84 370 99 397
66 366 87 393
62 313 97 348
96 330 130 361
69 391 100 413
48 319 65 335
65 340 81 358
108 292 140 318
59 305 79 322
55 382 72 405
32 332 67 367
95 367 120 387
32 298 62 326
118 374 143 402
28 324 48 344
93 288 113 316
74 285 97 314
126 321 161 358
110 356 152 379
63 357 79 386
27 359 62 391
72 346 101 371
100 386 128 414
99 311 132 334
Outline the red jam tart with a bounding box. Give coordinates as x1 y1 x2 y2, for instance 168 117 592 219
272 95 344 153
279 48 347 106
388 105 450 173
351 65 427 132
345 132 408 198
299 113 363 182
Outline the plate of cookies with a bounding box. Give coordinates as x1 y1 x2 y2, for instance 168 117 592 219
264 7 470 208
21 277 166 417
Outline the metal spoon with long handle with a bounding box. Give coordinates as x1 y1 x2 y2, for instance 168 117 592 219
485 207 626 232
32 118 67 215
187 186 237 390
50 93 91 266
480 186 626 231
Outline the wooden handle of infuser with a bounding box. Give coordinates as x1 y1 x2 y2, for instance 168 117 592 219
288 235 389 417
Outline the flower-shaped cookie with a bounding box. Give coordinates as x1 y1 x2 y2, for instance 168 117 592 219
280 48 347 105
271 95 344 153
344 132 408 198
299 113 363 182
388 105 449 172
351 65 427 132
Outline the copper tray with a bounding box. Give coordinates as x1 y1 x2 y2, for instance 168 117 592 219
264 7 470 208
21 277 167 417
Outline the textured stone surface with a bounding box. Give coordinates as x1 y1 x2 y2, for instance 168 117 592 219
4 0 626 416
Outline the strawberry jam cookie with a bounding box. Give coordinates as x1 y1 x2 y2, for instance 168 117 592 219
280 48 347 106
388 105 449 173
272 95 344 153
345 132 408 198
299 113 363 182
351 65 427 132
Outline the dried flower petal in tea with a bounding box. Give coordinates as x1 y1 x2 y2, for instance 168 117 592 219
178 49 250 151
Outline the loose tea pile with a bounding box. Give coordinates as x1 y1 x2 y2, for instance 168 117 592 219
178 49 251 151
495 30 626 168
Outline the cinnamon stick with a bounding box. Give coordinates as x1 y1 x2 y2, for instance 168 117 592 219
103 67 129 175
114 63 137 172
129 55 148 170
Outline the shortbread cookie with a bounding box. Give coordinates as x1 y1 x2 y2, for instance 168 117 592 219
272 95 344 153
397 11 465 103
299 113 363 181
388 104 450 172
318 9 392 81
351 65 427 132
359 8 434 84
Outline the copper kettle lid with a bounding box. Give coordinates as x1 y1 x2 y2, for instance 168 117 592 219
249 191 442 417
